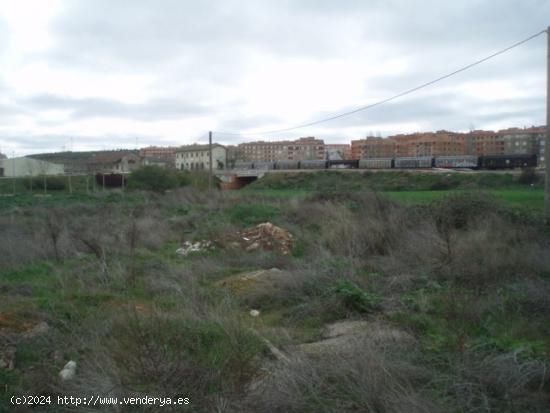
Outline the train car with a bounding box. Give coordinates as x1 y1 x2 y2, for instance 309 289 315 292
328 159 359 169
434 155 478 169
394 157 433 169
234 161 254 170
358 158 394 169
253 161 275 170
275 160 300 170
299 160 328 169
478 154 537 170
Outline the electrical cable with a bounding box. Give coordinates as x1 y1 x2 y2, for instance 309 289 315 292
213 29 547 137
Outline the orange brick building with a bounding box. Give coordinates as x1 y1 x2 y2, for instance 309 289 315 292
238 137 325 161
139 146 178 167
351 137 395 159
465 131 505 156
325 144 352 160
352 131 466 159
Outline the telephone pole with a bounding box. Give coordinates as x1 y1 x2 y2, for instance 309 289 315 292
208 131 213 191
545 26 550 225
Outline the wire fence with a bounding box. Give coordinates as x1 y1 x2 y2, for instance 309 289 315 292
0 173 128 196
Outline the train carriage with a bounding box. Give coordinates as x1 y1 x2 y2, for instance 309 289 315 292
275 160 300 170
328 159 359 169
358 158 394 169
394 157 433 169
299 160 328 169
478 154 537 169
434 155 478 168
253 161 275 170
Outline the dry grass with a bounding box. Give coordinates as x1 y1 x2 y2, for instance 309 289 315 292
243 338 440 413
447 349 550 412
3 187 550 412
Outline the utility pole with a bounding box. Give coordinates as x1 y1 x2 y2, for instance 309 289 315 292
209 131 213 191
546 26 550 225
11 151 15 195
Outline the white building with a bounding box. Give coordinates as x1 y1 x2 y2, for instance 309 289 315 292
175 144 227 171
0 157 64 177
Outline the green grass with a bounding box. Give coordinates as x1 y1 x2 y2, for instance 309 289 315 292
392 283 550 358
2 173 549 412
0 191 153 211
240 188 312 198
227 203 282 226
384 188 543 215
249 170 543 192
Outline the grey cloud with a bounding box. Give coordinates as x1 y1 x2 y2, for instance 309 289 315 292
300 91 544 134
217 113 285 133
0 17 8 57
47 0 361 75
21 94 208 121
0 100 30 120
1 132 165 155
4 0 548 153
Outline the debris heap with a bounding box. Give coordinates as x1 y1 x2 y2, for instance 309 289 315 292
176 240 213 256
238 222 293 255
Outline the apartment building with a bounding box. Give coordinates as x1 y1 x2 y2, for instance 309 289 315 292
351 137 395 159
465 130 505 156
139 146 178 167
325 144 352 160
238 137 325 161
175 144 227 170
395 132 466 157
352 132 465 159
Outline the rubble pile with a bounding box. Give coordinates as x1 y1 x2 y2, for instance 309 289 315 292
176 240 213 256
238 222 293 255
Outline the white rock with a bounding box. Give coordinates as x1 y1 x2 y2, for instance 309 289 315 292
59 360 77 381
249 309 260 317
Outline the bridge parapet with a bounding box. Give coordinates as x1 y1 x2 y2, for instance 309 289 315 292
215 169 264 178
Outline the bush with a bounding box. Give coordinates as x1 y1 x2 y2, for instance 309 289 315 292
66 311 265 409
432 192 498 231
334 279 381 313
182 170 218 190
430 176 460 191
246 342 439 412
127 166 187 192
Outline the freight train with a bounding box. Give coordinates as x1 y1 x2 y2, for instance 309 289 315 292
232 154 537 171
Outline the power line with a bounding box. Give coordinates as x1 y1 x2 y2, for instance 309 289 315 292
214 29 547 137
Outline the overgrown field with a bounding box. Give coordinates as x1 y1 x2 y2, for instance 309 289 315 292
1 170 549 412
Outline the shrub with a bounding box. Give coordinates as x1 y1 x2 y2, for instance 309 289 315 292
430 175 460 191
66 310 265 409
447 350 549 412
432 192 498 231
315 193 409 258
127 166 187 192
245 342 439 412
182 170 217 190
334 279 382 313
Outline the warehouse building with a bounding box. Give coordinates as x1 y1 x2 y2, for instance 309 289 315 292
0 156 65 177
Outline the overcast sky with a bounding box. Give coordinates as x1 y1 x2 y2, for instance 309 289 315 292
0 0 548 155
